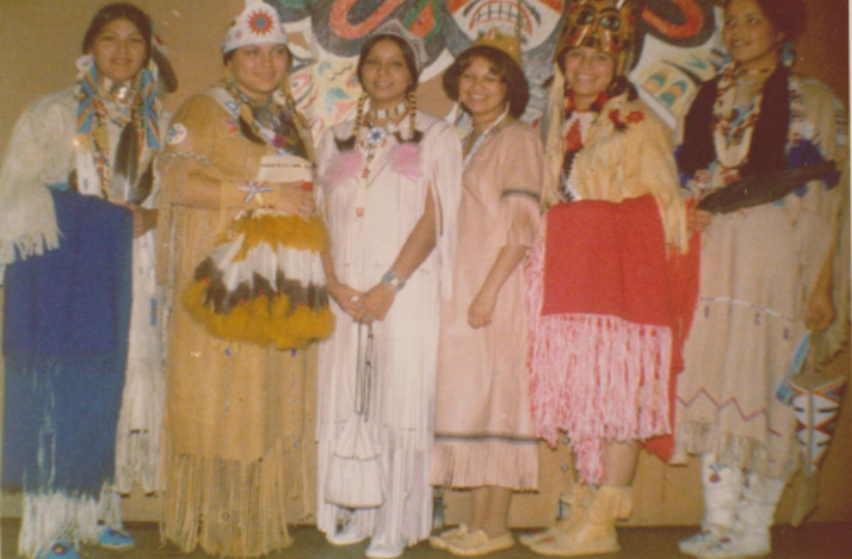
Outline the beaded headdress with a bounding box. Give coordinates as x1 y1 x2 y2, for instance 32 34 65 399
223 0 289 54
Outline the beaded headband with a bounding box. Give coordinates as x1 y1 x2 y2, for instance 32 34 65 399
223 0 289 54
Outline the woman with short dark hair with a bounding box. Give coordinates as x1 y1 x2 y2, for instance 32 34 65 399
441 43 530 119
428 32 543 557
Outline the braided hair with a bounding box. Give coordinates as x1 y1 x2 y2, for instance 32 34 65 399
336 34 424 151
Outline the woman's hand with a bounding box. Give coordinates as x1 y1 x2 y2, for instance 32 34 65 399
275 181 315 216
468 287 497 329
328 280 364 318
121 204 157 237
688 207 712 233
466 245 527 329
355 283 396 325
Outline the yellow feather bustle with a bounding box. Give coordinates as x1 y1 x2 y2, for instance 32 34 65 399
226 212 328 259
184 281 334 350
184 211 334 350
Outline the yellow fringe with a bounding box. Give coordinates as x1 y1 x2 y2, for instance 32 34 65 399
161 438 305 558
223 213 328 262
184 280 335 350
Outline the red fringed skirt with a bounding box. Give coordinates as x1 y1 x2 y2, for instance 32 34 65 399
525 194 681 484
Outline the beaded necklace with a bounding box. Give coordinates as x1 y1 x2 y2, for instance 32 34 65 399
222 78 310 159
75 65 151 199
354 106 410 216
366 101 408 126
711 62 775 179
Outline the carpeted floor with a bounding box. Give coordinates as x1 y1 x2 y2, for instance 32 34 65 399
2 520 851 559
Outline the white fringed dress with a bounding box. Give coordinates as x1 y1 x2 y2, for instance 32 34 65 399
315 111 462 547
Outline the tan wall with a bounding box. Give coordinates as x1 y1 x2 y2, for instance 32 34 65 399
1 0 849 525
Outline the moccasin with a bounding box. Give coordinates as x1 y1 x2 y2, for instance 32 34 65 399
429 524 469 550
447 530 514 557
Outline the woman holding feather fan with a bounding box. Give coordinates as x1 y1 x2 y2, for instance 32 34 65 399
156 1 329 556
0 4 174 558
673 0 849 557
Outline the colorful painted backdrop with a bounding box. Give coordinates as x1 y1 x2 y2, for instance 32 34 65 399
270 0 722 135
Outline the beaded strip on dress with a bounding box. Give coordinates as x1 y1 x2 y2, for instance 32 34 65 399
358 100 409 189
462 108 508 168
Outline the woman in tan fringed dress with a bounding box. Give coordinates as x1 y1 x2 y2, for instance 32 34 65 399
156 2 319 556
673 1 849 558
429 33 543 557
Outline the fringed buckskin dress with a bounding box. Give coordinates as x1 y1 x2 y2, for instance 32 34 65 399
157 91 318 557
315 111 462 548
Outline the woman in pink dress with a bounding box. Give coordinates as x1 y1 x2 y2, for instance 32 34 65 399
429 31 544 557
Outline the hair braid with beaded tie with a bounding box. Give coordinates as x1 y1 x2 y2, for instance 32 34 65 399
399 89 423 144
335 93 367 152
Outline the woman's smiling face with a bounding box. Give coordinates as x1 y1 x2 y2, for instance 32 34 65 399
229 43 290 105
561 47 615 110
458 56 508 123
360 38 413 111
90 17 147 83
722 0 785 71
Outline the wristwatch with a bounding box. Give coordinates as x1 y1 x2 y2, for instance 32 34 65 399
382 270 406 292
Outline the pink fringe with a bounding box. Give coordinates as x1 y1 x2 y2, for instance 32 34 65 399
524 239 673 485
320 150 363 192
389 143 422 183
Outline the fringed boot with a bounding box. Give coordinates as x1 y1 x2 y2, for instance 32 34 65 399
520 483 595 547
699 470 785 559
679 455 744 557
529 485 632 557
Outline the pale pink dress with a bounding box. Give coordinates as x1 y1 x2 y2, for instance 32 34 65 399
431 119 543 490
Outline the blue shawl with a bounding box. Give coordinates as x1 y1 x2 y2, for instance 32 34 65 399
2 188 132 495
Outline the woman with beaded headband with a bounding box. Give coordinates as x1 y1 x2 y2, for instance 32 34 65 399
673 1 849 557
427 29 544 557
314 19 462 559
0 3 174 558
156 0 321 556
522 0 689 555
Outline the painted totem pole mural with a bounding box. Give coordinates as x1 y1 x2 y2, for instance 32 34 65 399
270 0 722 135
